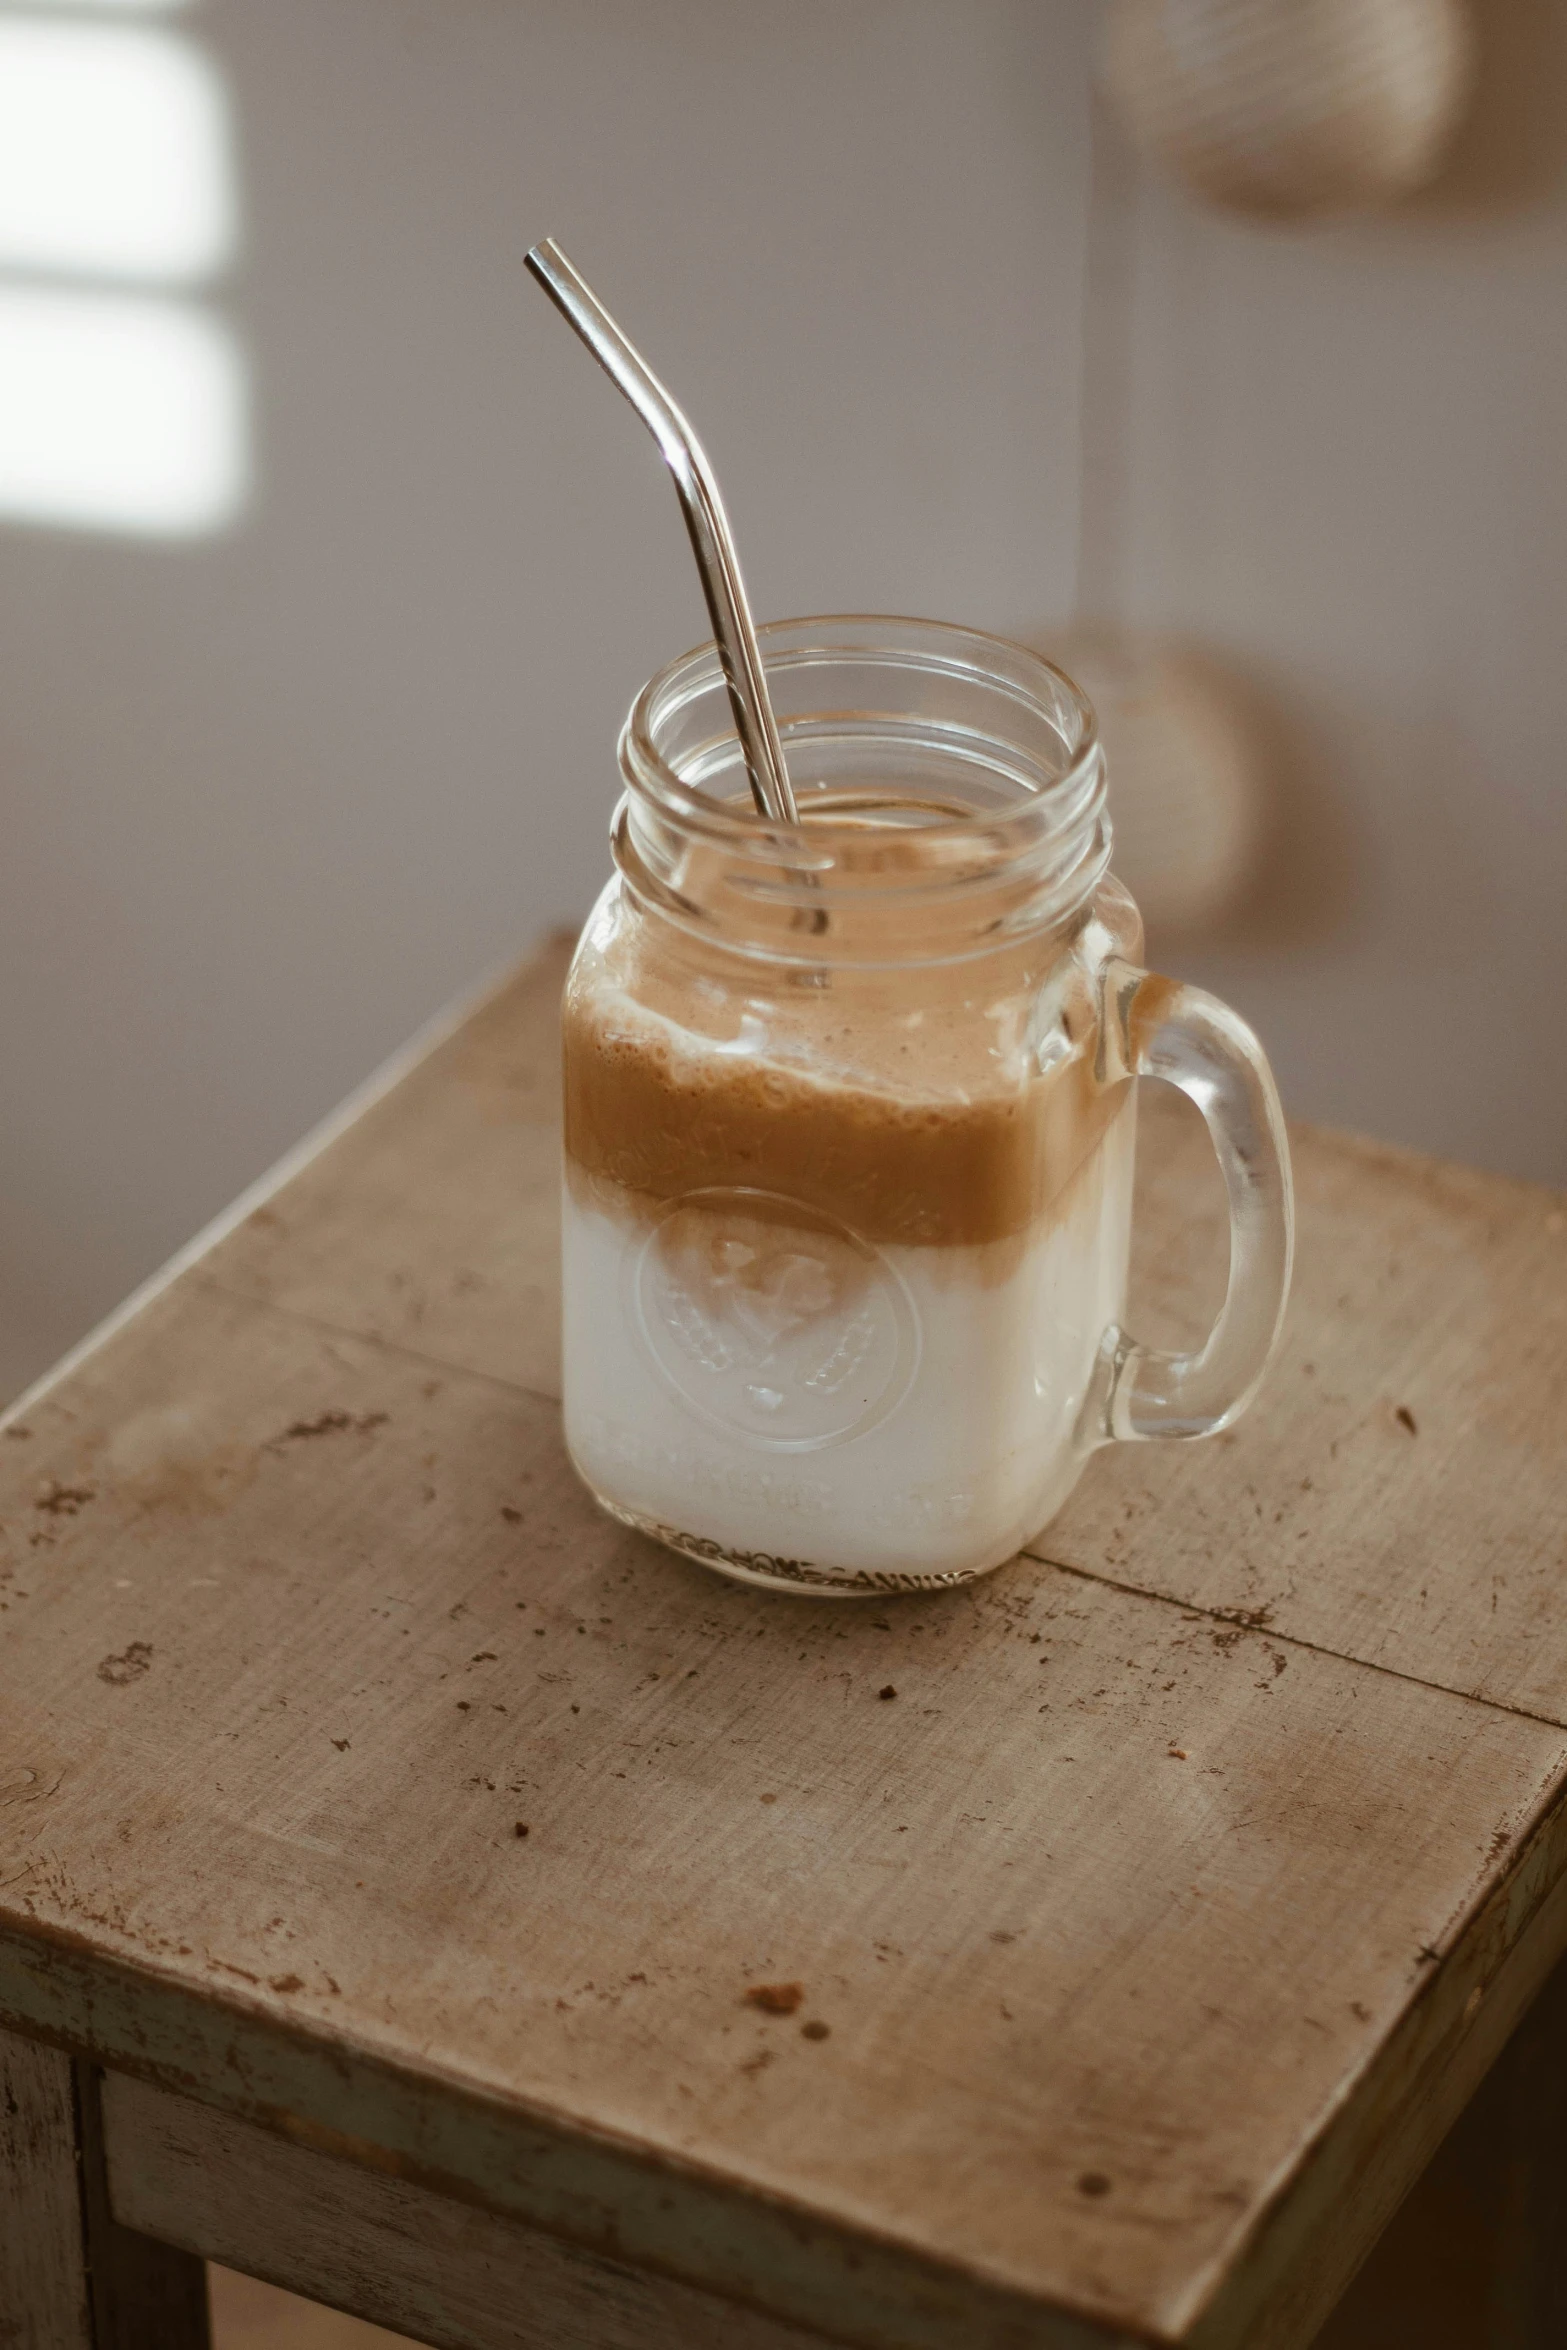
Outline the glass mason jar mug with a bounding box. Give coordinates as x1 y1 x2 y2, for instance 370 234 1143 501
561 618 1292 1596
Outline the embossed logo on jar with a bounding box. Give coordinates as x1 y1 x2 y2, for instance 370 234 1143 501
633 1187 920 1449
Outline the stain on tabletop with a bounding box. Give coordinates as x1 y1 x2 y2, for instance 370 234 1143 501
745 1981 803 2016
97 1641 153 1686
271 1411 389 1448
36 1481 94 1517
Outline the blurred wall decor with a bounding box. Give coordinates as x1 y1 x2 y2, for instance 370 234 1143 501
1039 623 1263 938
1103 0 1475 219
0 0 1563 1408
1054 79 1268 945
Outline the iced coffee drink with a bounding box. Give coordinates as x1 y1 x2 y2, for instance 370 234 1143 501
564 916 1135 1590
560 619 1293 1596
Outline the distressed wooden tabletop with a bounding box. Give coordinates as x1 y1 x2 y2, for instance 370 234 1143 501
1 937 1565 2350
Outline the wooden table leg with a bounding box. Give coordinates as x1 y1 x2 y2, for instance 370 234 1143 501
1316 1951 1567 2348
0 2026 209 2350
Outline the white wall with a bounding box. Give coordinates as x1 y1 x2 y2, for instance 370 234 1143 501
1112 0 1567 1175
0 0 1093 1396
1 0 1563 1404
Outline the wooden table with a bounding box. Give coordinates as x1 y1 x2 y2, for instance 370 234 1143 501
2 936 1565 2350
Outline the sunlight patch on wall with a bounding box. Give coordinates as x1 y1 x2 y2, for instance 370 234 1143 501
0 20 233 282
16 0 192 12
0 0 247 538
0 286 243 532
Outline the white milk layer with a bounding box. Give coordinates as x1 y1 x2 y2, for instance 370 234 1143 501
561 1106 1135 1593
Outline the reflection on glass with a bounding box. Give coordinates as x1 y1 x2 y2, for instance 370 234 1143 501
0 21 232 282
0 0 247 538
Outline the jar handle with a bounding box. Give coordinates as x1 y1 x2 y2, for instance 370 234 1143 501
1090 960 1294 1444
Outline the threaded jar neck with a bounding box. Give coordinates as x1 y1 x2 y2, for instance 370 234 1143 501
615 615 1111 970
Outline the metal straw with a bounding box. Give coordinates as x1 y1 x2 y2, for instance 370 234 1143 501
524 237 798 827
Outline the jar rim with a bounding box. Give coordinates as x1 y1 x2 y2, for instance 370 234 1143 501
619 613 1102 850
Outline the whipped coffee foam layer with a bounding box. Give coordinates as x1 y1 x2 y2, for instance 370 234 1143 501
563 942 1121 1252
